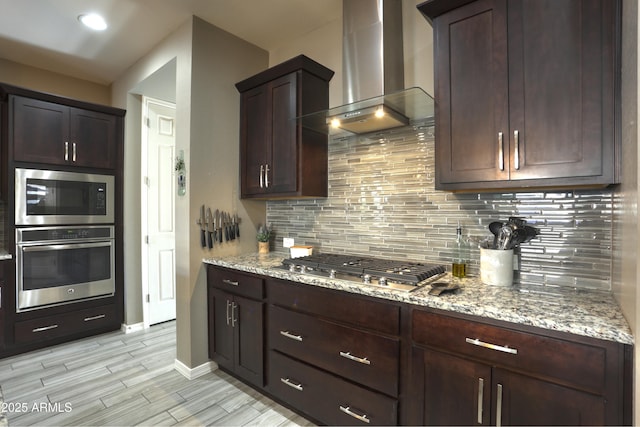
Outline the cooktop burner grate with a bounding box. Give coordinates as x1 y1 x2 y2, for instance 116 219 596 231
282 253 446 285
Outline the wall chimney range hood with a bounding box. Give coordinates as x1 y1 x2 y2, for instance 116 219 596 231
299 0 434 137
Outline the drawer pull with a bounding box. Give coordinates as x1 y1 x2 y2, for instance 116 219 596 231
280 330 303 342
280 377 303 391
84 314 106 322
222 279 239 286
339 405 370 424
465 338 517 355
339 351 371 365
33 324 58 333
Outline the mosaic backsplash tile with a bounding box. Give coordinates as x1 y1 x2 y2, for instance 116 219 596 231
266 122 614 291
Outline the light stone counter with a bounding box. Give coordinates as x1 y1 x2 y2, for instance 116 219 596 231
203 253 634 345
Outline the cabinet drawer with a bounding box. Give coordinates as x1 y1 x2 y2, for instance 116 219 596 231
268 350 397 426
15 305 117 345
207 266 263 300
268 279 400 335
269 305 399 396
412 310 606 394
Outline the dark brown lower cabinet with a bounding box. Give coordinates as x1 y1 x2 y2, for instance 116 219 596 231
414 347 605 426
269 350 397 425
205 267 631 426
208 287 264 387
13 304 118 346
411 309 629 426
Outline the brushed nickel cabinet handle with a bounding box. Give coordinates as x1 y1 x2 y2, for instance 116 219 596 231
280 377 303 391
498 132 504 171
226 300 232 326
496 383 503 427
231 302 238 327
64 141 69 161
259 165 264 188
477 377 484 424
84 314 106 322
280 330 303 342
465 337 517 355
33 324 58 333
264 164 270 188
514 130 520 170
222 279 239 286
339 405 370 424
339 351 371 365
72 142 77 162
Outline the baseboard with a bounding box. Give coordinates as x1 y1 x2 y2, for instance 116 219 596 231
121 322 146 334
174 358 218 380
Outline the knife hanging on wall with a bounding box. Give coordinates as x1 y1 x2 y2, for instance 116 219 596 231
206 207 214 249
199 205 206 248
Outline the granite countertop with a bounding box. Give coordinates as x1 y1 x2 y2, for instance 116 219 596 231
203 253 634 345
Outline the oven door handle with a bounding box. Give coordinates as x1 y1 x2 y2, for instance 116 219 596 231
19 241 114 252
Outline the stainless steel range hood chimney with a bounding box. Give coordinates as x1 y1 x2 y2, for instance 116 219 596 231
300 0 434 136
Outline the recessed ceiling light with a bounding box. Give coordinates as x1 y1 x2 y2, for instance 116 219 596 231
78 13 108 31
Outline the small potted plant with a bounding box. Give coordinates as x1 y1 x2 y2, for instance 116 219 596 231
257 224 272 254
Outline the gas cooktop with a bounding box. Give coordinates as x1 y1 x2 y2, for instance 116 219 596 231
280 253 446 292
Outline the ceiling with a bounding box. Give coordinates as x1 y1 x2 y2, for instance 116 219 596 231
0 0 342 85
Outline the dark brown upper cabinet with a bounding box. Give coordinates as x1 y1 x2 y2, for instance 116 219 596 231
419 0 620 191
236 55 334 199
11 95 119 170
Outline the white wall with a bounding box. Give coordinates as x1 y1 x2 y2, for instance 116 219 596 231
111 15 267 368
0 58 110 104
269 0 434 109
616 0 639 422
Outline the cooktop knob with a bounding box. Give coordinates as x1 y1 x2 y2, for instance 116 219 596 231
379 277 388 286
329 269 337 279
363 274 371 284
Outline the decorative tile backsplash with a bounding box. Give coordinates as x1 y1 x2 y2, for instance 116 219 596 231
267 122 613 291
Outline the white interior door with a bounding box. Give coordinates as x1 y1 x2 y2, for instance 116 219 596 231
143 97 177 325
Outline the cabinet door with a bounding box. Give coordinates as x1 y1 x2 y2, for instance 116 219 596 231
12 96 70 165
208 288 234 371
417 347 491 426
240 85 269 197
433 0 509 187
493 368 606 426
70 107 117 169
268 73 298 194
507 0 615 182
233 294 264 386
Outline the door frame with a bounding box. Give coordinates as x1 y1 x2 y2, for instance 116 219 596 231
141 95 177 328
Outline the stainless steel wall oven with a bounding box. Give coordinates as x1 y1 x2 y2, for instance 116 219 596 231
16 225 115 312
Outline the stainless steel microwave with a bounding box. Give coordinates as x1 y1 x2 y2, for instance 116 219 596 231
15 168 115 226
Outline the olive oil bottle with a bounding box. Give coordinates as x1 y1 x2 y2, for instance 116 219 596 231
452 225 468 278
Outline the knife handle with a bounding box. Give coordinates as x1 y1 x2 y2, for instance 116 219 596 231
207 231 213 249
200 229 206 248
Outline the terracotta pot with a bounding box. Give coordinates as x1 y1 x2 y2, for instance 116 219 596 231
258 241 269 254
